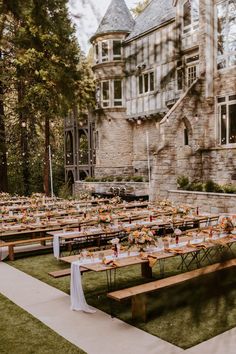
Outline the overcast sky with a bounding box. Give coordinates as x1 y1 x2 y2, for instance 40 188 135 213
68 0 138 54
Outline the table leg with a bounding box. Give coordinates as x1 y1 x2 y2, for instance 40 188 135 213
159 259 165 277
106 268 117 291
141 262 152 278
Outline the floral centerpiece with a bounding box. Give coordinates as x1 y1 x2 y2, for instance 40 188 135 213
220 217 234 234
110 237 120 257
127 227 157 252
98 214 112 224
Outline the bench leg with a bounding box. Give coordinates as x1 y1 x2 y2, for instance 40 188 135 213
40 232 46 246
131 294 147 322
8 245 15 261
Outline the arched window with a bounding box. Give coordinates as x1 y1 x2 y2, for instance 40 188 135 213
79 170 88 181
184 127 189 145
79 131 89 165
65 131 73 165
66 170 74 195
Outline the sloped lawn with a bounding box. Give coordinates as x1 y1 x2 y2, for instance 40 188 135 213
7 245 236 349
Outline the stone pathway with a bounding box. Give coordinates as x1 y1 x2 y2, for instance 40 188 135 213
0 262 235 354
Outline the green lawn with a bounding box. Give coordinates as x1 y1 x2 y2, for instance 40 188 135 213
0 293 86 354
7 245 236 349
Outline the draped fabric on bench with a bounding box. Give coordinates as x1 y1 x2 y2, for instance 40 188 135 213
0 242 8 261
70 261 96 313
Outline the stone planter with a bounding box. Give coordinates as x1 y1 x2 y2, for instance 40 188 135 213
74 181 149 198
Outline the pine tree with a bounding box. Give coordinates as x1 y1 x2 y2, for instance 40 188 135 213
0 0 95 195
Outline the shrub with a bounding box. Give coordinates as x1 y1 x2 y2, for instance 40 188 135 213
57 183 72 199
131 176 143 182
106 176 115 182
214 184 224 193
205 179 216 192
223 184 236 194
177 175 189 189
189 182 204 191
116 176 123 182
84 176 95 182
125 176 132 182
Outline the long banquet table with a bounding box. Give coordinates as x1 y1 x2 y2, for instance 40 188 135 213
50 214 219 259
63 231 236 313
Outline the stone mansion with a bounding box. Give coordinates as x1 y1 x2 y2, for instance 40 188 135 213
65 0 236 199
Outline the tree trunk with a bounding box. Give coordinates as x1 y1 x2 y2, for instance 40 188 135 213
18 79 30 195
43 115 50 196
0 50 8 192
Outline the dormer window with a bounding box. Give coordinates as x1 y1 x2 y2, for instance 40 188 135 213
183 0 199 34
113 40 122 60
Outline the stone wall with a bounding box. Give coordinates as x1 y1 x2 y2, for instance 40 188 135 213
74 181 149 197
95 109 133 177
150 78 213 201
168 190 236 214
202 147 236 185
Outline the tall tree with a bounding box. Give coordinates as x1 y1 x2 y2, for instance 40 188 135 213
10 0 82 195
0 0 95 195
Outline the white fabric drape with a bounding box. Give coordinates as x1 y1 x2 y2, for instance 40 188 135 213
53 235 60 259
0 244 8 261
70 261 96 313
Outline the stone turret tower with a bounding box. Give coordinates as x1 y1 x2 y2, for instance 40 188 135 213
90 0 135 178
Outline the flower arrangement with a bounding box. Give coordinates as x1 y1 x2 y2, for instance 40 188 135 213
220 217 234 234
110 196 121 205
98 214 112 223
110 237 120 256
127 227 157 251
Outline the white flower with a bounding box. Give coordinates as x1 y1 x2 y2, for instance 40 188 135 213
110 237 120 245
174 228 182 236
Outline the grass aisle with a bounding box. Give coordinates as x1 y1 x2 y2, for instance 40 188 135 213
7 247 236 350
0 293 86 354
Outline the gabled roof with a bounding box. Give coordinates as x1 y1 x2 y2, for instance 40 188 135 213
91 0 134 42
126 0 175 41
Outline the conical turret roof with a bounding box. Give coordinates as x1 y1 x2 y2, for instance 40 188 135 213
91 0 134 41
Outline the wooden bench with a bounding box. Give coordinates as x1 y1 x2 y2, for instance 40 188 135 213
48 266 89 278
0 236 53 261
107 259 236 322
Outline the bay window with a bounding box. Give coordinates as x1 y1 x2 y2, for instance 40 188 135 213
101 41 109 62
100 79 123 108
94 39 122 64
113 40 122 60
102 81 110 107
114 80 122 106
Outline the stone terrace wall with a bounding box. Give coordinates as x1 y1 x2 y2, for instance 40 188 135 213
74 181 149 197
202 147 236 185
168 190 236 214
